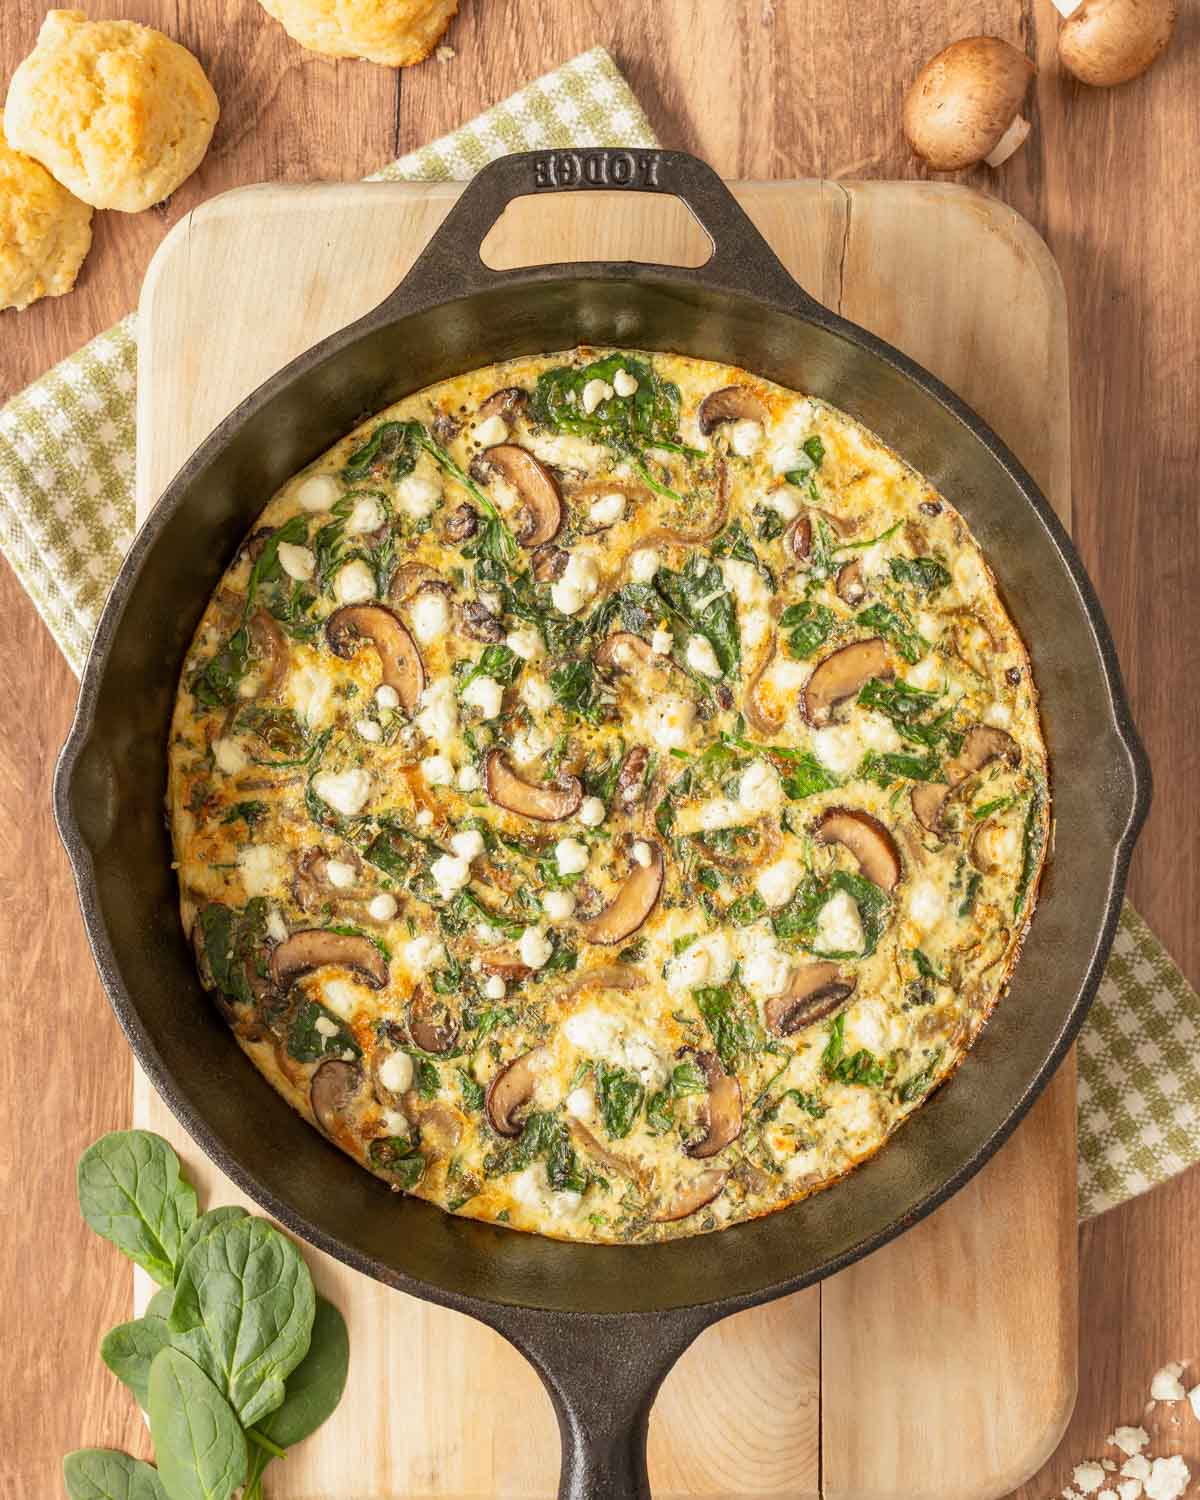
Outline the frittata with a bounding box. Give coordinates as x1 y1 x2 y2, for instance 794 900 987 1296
168 347 1049 1243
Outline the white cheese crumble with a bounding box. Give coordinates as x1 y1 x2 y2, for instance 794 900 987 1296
757 856 803 909
1145 1456 1191 1500
581 378 614 414
462 674 504 719
739 759 783 817
588 491 625 526
613 367 638 397
543 889 577 921
578 796 605 828
1073 1462 1106 1494
333 559 376 604
763 486 799 521
511 725 552 765
729 418 763 457
631 841 653 867
396 473 441 519
288 664 336 730
667 941 710 992
814 889 865 956
551 551 601 616
237 844 284 898
685 634 722 678
313 1015 339 1040
420 754 454 786
473 414 509 448
905 655 942 691
409 590 449 644
415 676 459 743
430 854 470 900
984 699 1014 728
740 926 791 998
321 977 362 1020
324 859 356 890
519 926 553 970
457 764 480 792
810 721 862 776
346 494 384 534
629 547 659 583
640 693 697 751
521 674 554 714
450 829 484 862
311 768 371 817
482 975 506 1000
907 880 945 931
1149 1362 1187 1401
555 838 590 876
415 809 433 828
296 473 339 512
368 893 397 921
212 737 246 775
404 934 446 974
1108 1429 1150 1458
506 625 542 660
565 1085 593 1120
375 683 400 711
651 627 673 656
355 718 382 743
858 710 903 754
265 908 288 944
277 541 315 581
377 1051 414 1095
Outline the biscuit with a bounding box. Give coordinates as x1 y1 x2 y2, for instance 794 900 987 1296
4 10 219 214
0 115 93 312
255 0 458 67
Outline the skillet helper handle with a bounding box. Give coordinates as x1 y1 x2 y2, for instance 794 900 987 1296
378 146 819 314
486 1306 712 1500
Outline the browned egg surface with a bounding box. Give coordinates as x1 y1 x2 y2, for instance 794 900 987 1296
168 348 1049 1243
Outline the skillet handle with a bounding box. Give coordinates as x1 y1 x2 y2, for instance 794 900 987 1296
485 1304 714 1500
375 147 819 315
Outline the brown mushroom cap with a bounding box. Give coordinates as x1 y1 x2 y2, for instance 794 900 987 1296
408 989 459 1054
325 604 425 715
559 964 648 999
248 609 288 698
903 37 1036 172
787 513 813 567
485 1048 546 1137
594 631 659 674
683 1051 744 1160
650 1168 728 1223
1058 0 1178 86
477 386 528 423
484 444 563 548
484 749 583 822
310 1058 363 1136
270 929 389 989
478 948 533 983
911 781 953 836
580 844 665 946
802 637 893 726
910 723 1021 836
815 807 903 891
697 386 770 435
765 963 858 1037
836 559 866 606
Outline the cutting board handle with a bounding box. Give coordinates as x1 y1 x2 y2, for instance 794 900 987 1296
486 1302 715 1499
373 147 822 316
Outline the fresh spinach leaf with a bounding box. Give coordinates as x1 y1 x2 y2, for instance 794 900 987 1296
63 1450 168 1500
147 1348 247 1500
169 1215 316 1429
100 1302 174 1412
77 1131 198 1288
176 1208 251 1282
255 1296 349 1450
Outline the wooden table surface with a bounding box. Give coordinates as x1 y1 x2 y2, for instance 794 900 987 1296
1 2 1196 1495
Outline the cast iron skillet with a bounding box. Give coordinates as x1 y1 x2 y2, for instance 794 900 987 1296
56 149 1149 1498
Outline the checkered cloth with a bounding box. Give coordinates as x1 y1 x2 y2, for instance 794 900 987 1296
0 47 1192 1221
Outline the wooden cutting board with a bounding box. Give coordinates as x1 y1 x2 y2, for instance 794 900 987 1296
133 179 1075 1500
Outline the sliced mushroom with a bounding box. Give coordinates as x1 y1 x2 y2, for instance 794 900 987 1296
815 807 902 891
559 964 648 999
248 609 288 697
580 843 664 946
836 559 866 606
910 724 1022 836
443 504 478 543
683 1051 743 1160
903 37 1036 172
388 562 446 606
484 445 562 548
462 600 504 642
310 1059 363 1137
485 1048 546 1138
651 1169 728 1223
568 1120 644 1184
326 604 425 715
698 386 769 435
615 746 651 810
802 637 893 726
484 749 583 822
595 631 667 676
478 948 533 983
765 963 857 1037
270 929 388 989
786 513 813 567
911 782 953 836
970 820 1004 875
477 386 528 423
408 988 460 1054
1058 0 1178 86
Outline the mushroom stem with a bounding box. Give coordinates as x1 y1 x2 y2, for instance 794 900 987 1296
984 114 1031 166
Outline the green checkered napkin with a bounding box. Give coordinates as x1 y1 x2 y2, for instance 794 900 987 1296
0 47 1191 1221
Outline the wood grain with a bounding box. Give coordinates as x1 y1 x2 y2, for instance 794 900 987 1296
1 1 1198 1497
132 176 1074 1499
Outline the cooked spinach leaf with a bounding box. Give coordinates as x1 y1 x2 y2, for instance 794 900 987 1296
531 354 685 452
1014 786 1046 918
286 1000 360 1064
367 1136 426 1189
654 552 741 674
780 599 836 659
897 1048 945 1104
855 601 929 664
694 985 762 1073
550 657 606 722
888 555 951 597
821 1012 891 1088
594 1062 645 1139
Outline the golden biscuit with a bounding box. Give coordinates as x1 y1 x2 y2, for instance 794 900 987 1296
255 0 458 66
4 10 219 214
0 115 92 312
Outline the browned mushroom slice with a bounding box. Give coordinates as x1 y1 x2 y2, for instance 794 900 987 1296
477 386 528 423
559 965 648 999
478 948 533 983
786 513 813 566
568 1121 643 1184
485 1048 546 1138
484 444 562 548
836 559 866 606
388 562 446 606
815 807 902 892
484 748 582 822
911 781 952 836
802 638 893 726
248 609 288 697
310 1058 363 1137
269 929 388 989
594 631 657 674
651 1169 728 1223
408 988 460 1054
765 963 858 1037
948 724 1022 782
697 385 769 435
580 844 664 946
683 1050 743 1160
325 604 425 715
